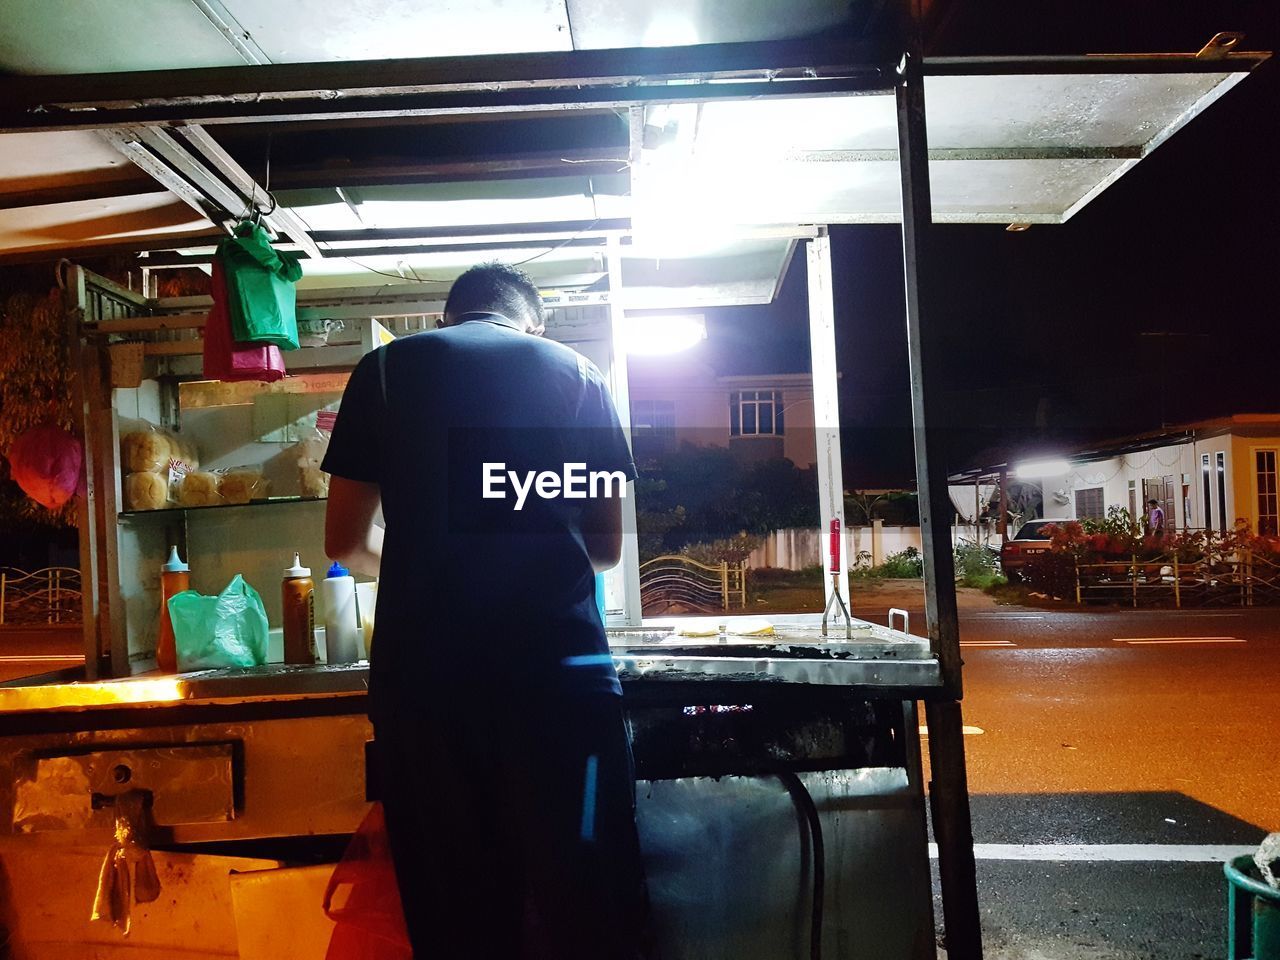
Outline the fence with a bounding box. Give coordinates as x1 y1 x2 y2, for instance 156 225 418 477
749 524 1003 571
1074 551 1280 607
0 567 82 625
639 555 748 614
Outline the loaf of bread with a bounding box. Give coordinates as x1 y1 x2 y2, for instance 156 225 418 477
122 430 172 474
170 434 200 472
299 465 330 499
219 469 266 505
178 471 221 507
124 471 169 511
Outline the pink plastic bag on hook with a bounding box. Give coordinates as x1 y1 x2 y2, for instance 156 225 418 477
203 259 285 383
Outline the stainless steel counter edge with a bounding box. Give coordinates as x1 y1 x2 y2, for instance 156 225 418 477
0 654 943 714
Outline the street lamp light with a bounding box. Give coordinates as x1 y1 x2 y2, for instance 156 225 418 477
1014 458 1071 478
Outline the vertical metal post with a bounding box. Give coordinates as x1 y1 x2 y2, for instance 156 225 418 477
895 60 960 691
1173 556 1181 608
605 235 644 626
807 233 850 611
63 265 105 677
895 15 984 959
720 561 729 611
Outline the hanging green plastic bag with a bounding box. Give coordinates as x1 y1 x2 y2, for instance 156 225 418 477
168 574 270 671
217 221 303 351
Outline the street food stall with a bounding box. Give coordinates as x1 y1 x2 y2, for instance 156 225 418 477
0 2 1268 957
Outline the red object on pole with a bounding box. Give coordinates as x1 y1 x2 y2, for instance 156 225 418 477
828 517 841 573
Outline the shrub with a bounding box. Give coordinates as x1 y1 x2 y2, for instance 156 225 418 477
851 546 923 579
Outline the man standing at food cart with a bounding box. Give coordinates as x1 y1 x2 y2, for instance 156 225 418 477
322 262 649 960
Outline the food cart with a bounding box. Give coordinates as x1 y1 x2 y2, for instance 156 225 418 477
0 2 1267 957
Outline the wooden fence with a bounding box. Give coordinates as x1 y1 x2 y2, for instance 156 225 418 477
1075 551 1280 608
639 555 748 614
0 567 82 625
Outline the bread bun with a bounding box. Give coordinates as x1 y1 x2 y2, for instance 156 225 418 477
124 471 169 511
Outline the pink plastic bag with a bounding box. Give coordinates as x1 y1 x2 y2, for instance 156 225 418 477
203 259 285 383
324 803 412 960
6 423 83 509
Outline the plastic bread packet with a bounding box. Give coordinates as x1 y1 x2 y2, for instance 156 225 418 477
119 419 174 475
218 466 269 505
124 471 170 511
176 470 224 508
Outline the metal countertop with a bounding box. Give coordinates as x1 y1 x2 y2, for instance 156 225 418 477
0 618 940 715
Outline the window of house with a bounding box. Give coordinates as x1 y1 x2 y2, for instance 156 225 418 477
1257 449 1278 536
631 399 676 454
1201 453 1212 531
1075 487 1104 520
730 391 784 437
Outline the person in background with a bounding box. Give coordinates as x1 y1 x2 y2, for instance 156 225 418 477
322 262 650 959
1147 498 1166 539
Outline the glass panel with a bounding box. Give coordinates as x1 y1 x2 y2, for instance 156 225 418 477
1258 450 1278 536
743 402 756 435
1201 454 1212 531
759 401 773 435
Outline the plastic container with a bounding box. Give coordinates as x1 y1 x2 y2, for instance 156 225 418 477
282 553 317 665
156 546 190 673
322 562 361 664
1226 855 1280 959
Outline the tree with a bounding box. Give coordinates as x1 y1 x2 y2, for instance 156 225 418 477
634 444 819 558
0 278 76 529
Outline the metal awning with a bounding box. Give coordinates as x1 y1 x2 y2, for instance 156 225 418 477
0 0 1266 304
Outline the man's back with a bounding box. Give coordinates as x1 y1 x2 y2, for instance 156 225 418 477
322 318 634 700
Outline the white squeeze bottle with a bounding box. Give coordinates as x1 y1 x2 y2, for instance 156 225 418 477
322 561 361 664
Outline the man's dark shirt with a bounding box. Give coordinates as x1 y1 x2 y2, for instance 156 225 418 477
322 317 636 716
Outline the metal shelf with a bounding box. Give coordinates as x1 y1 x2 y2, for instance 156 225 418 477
118 496 326 521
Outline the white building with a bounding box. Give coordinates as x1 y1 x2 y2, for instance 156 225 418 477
955 415 1280 536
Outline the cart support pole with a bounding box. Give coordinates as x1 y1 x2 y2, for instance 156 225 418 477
895 26 984 960
606 235 644 626
925 699 983 959
807 234 850 614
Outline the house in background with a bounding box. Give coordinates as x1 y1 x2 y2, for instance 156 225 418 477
627 353 816 467
951 414 1280 537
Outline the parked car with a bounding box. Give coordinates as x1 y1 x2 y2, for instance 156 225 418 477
1000 519 1062 582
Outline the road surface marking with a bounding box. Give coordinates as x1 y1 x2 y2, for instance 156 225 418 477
919 726 984 736
0 655 83 663
960 641 1016 647
969 614 1044 620
1113 637 1243 645
929 843 1258 862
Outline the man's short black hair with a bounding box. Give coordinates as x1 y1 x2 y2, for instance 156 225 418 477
443 262 544 328
1148 499 1159 506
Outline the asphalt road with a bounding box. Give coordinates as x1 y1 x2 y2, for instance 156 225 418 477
856 604 1280 960
0 625 82 682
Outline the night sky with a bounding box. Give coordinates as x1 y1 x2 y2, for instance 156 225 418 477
702 1 1279 487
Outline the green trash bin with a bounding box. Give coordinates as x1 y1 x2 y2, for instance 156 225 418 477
1226 855 1280 960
